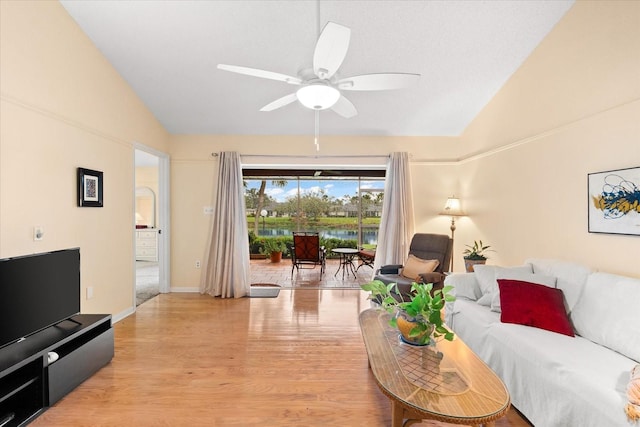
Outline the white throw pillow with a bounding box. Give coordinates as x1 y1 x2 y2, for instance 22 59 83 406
477 293 492 307
474 265 533 296
571 272 640 363
490 272 557 312
445 273 482 301
473 264 498 296
526 258 591 313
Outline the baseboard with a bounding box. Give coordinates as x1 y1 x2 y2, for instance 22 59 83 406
170 287 199 293
112 306 135 324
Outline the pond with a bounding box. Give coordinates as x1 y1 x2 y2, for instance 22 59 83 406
257 228 378 245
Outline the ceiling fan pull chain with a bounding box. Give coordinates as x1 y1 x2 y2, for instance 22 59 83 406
316 0 321 39
314 110 320 152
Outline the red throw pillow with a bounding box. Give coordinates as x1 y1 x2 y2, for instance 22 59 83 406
498 279 575 337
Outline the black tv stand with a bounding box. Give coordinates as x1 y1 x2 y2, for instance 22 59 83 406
0 314 113 426
56 318 83 328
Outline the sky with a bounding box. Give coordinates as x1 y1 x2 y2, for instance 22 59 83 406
246 179 384 203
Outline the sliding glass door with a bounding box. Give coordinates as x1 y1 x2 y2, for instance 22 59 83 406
244 169 384 251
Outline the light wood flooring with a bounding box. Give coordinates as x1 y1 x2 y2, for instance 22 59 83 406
33 290 532 426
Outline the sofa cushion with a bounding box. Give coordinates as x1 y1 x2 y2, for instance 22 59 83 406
473 264 533 306
482 320 636 427
526 258 591 313
401 255 438 280
498 279 575 336
571 272 640 362
491 272 556 312
445 273 482 301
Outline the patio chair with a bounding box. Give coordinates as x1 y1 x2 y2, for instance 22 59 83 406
374 233 452 298
291 232 326 278
356 249 376 271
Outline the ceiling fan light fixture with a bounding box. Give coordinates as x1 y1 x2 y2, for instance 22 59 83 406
296 84 340 110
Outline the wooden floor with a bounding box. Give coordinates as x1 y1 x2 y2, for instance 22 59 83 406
33 290 532 426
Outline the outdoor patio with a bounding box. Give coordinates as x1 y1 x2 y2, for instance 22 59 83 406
249 257 375 289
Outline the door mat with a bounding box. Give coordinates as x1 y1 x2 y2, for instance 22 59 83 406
249 283 281 298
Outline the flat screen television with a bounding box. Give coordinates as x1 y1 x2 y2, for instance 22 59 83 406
0 248 81 349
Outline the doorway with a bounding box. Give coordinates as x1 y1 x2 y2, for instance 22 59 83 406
134 146 170 306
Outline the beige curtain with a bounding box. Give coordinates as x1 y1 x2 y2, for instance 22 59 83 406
200 152 250 298
372 152 415 274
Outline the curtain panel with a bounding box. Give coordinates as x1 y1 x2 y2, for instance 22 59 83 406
372 152 415 274
200 152 250 298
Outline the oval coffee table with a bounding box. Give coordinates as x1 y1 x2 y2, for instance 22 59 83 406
359 308 511 426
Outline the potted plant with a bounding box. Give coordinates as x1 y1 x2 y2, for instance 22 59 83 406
248 232 267 259
260 239 287 263
360 280 455 345
463 240 493 272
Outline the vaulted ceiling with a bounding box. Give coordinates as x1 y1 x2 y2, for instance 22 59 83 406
60 0 574 137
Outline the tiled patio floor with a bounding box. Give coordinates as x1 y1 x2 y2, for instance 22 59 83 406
249 257 375 289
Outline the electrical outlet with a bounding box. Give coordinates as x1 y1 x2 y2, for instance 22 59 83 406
195 260 201 269
203 206 214 215
34 226 44 241
86 286 94 299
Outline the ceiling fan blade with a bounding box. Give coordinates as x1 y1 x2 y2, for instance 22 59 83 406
337 73 420 91
260 93 298 112
218 64 302 85
331 95 357 118
313 22 351 80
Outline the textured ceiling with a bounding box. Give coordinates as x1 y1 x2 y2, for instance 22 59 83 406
60 0 574 137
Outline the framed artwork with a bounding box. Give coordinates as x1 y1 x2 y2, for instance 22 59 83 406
588 166 640 236
77 168 103 207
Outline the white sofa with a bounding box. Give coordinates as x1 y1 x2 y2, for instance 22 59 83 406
444 258 639 427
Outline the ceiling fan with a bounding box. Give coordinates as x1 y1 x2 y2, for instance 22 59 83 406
217 21 420 118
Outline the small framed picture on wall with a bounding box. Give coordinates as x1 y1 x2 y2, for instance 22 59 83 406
77 167 103 207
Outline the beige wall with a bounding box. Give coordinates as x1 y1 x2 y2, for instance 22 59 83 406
0 1 169 317
452 0 640 276
168 134 457 288
1 0 637 308
169 0 639 287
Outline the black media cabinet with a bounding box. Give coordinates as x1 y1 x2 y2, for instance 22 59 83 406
0 314 114 426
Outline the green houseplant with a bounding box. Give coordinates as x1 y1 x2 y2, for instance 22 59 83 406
462 240 493 272
260 239 287 263
361 280 456 345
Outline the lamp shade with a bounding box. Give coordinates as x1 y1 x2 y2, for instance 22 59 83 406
440 197 465 216
296 84 340 110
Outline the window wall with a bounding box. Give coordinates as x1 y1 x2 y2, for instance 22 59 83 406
244 169 384 249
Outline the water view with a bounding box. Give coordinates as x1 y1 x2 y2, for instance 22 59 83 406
256 228 379 245
245 175 384 248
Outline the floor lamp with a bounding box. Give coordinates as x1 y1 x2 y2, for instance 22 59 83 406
439 196 465 272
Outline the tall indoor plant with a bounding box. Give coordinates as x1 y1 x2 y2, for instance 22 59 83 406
361 280 455 345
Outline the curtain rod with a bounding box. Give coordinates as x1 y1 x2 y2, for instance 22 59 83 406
211 153 389 159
